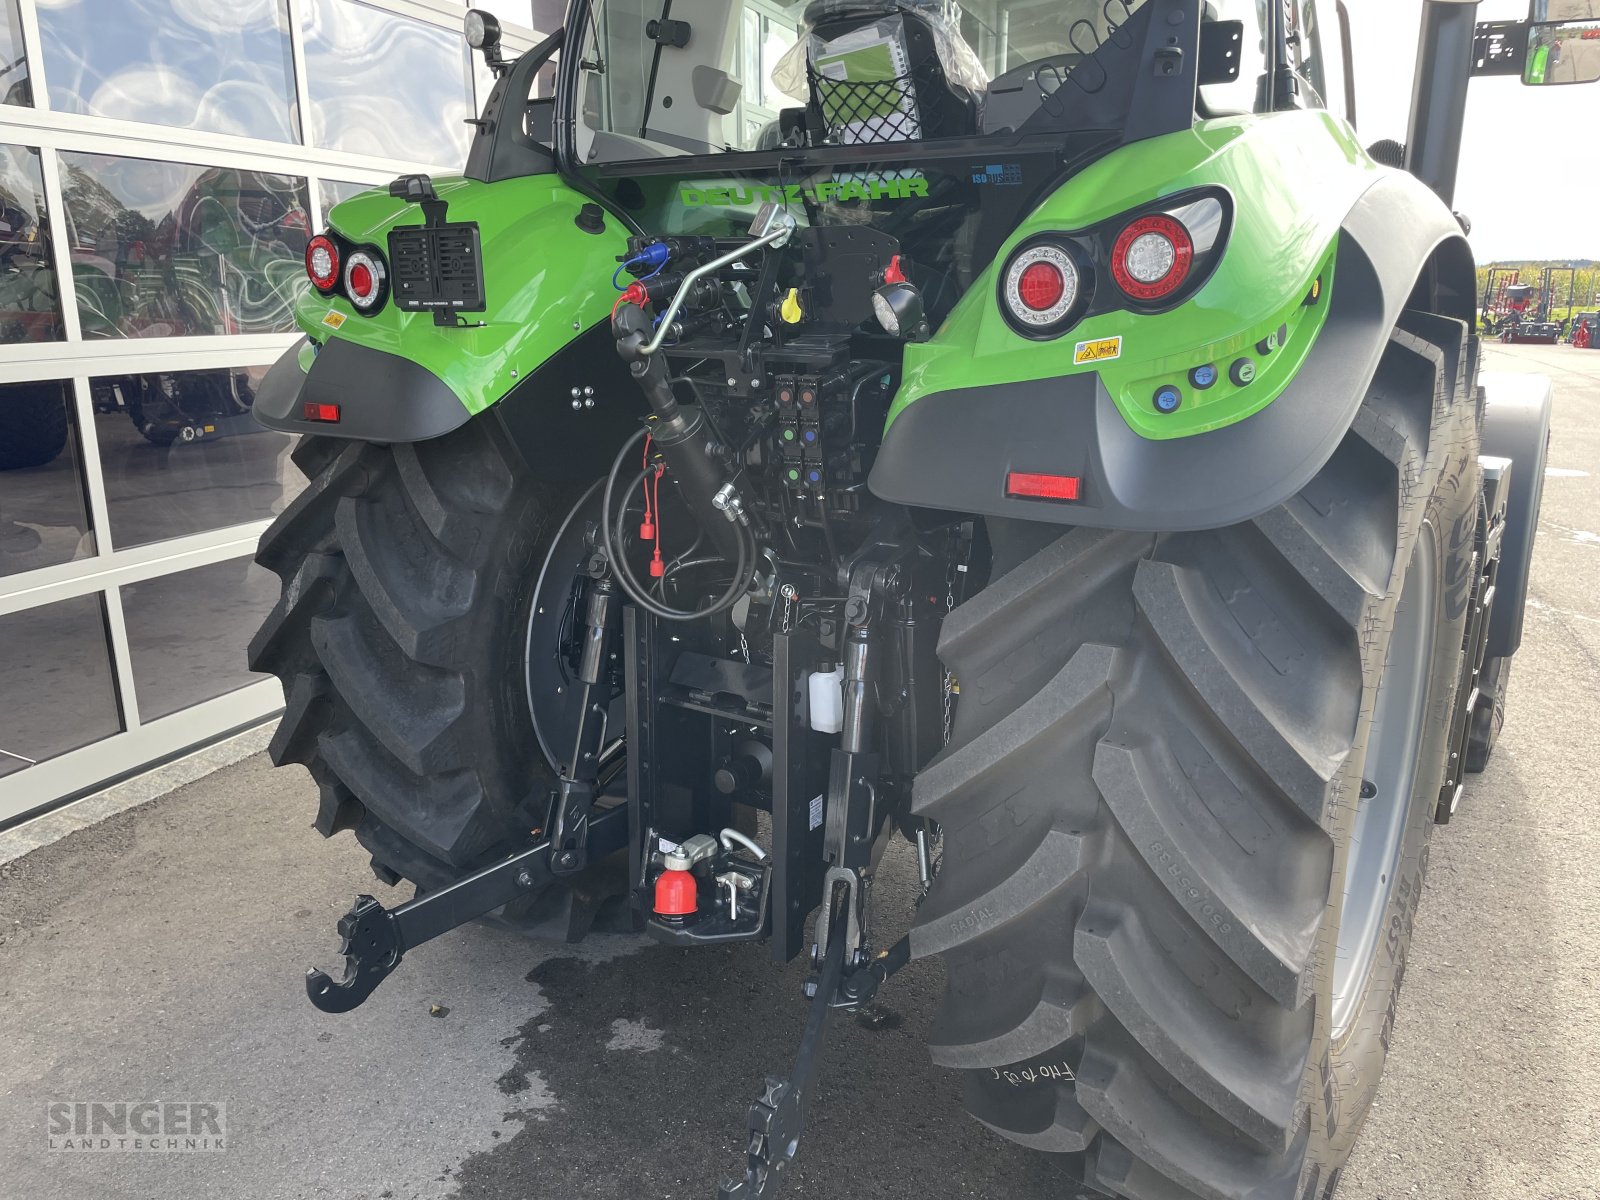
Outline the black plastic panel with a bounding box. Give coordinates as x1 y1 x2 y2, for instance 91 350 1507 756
388 222 486 316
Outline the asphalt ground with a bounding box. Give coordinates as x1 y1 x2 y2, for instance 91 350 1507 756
1 341 1596 1200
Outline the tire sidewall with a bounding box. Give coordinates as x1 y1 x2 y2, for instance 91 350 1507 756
1315 440 1480 1177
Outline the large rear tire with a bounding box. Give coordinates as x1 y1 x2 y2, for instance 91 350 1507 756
0 382 69 470
249 418 600 928
911 315 1480 1199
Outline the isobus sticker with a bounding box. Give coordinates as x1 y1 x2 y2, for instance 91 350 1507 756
1073 336 1122 365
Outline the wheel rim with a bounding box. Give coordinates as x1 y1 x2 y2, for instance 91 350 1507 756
524 479 608 768
1331 524 1438 1040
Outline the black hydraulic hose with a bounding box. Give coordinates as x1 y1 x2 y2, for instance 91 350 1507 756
611 481 753 621
602 429 753 622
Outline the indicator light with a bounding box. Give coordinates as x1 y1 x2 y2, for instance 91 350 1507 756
305 234 339 292
1111 213 1194 302
1005 471 1081 501
1189 363 1218 389
1153 385 1182 414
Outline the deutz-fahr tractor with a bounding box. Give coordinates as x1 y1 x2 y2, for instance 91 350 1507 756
245 2 1596 1197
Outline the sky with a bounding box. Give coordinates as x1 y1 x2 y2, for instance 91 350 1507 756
1349 0 1600 262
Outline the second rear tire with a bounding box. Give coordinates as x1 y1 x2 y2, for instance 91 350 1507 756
911 314 1480 1199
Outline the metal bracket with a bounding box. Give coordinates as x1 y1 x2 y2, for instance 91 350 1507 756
717 919 845 1200
305 805 629 1013
716 931 910 1199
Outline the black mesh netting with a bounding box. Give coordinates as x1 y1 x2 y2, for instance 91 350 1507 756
807 70 927 144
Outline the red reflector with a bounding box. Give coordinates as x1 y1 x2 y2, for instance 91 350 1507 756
349 261 373 298
1006 471 1080 501
303 402 341 423
1017 261 1066 311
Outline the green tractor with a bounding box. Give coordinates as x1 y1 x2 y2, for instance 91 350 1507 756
246 2 1594 1196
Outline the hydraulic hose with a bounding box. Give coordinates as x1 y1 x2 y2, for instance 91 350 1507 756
602 428 754 622
613 305 747 563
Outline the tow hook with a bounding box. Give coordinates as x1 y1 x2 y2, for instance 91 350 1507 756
303 806 629 1013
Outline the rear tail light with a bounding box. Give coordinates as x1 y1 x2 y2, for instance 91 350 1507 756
306 234 339 293
1000 242 1086 337
343 248 388 313
996 190 1231 341
1111 213 1194 303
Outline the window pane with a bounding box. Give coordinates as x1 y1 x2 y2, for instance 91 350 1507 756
0 594 121 779
1 378 94 577
0 144 65 345
0 0 31 107
91 364 303 550
319 178 379 216
303 0 474 167
36 0 298 142
120 557 279 722
58 151 311 339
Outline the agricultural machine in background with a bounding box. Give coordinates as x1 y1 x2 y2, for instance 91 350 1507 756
243 1 1596 1197
1481 261 1581 341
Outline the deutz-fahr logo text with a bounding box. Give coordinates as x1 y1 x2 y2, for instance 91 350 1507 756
679 176 931 207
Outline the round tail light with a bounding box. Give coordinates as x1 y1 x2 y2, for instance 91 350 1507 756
1111 214 1194 303
306 234 339 293
343 248 387 313
1001 242 1083 336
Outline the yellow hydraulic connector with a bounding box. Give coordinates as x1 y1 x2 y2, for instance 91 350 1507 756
780 288 805 325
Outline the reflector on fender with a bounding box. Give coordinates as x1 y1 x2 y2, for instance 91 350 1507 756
1006 471 1080 501
303 402 341 423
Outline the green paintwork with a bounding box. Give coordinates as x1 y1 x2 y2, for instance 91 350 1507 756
888 109 1380 441
294 175 632 416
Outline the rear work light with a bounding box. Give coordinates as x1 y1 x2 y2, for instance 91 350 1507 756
1000 242 1086 338
306 234 340 293
343 247 388 313
1111 213 1195 303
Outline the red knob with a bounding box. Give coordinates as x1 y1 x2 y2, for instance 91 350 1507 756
653 869 698 916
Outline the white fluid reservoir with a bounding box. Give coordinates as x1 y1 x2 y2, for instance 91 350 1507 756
808 664 844 734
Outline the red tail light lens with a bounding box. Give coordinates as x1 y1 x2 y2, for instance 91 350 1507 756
1111 214 1194 303
306 234 339 292
1017 261 1066 312
1000 242 1085 336
343 248 388 313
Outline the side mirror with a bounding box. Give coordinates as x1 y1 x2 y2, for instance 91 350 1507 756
1523 20 1600 85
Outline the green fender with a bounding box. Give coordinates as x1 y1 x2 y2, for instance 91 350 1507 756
253 174 631 442
868 111 1477 531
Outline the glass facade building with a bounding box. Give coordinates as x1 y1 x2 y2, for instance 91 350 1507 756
0 0 553 824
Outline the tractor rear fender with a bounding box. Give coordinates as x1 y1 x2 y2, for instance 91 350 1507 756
868 171 1478 532
1478 372 1553 659
253 173 631 447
